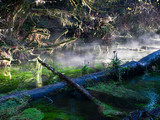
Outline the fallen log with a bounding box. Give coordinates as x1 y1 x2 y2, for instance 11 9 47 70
0 69 107 103
0 50 160 103
139 49 160 67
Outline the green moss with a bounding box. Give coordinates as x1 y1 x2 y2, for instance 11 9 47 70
42 62 103 83
0 96 29 119
88 82 147 101
135 103 146 107
0 60 105 93
10 108 44 120
101 103 126 117
124 72 160 92
92 98 125 118
88 82 151 112
30 99 85 120
0 65 37 93
94 64 105 70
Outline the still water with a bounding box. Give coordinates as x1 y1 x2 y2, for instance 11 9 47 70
29 72 160 120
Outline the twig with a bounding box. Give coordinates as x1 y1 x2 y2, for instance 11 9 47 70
44 96 54 104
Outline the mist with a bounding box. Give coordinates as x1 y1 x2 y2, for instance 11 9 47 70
51 32 160 67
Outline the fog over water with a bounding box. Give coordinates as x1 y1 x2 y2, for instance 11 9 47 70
50 32 160 67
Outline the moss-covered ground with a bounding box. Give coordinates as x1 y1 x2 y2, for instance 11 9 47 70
0 61 104 94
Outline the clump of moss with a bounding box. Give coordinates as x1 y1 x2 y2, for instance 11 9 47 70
0 66 36 93
10 108 44 120
88 82 148 101
94 99 126 118
0 96 30 119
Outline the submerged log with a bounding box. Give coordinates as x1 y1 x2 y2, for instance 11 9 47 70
0 50 160 103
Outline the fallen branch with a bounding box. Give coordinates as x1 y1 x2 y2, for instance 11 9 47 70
37 58 114 116
54 29 68 44
37 58 94 101
44 96 54 104
44 37 77 49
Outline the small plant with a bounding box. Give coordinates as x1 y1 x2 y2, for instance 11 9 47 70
81 65 88 75
111 51 121 69
109 51 122 81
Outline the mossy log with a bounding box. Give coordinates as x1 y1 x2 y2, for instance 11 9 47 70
0 50 160 103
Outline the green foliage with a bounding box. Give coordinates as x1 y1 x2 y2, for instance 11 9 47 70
10 108 44 120
81 65 88 75
0 100 20 116
0 96 30 119
94 23 113 38
110 52 121 69
107 51 122 81
0 66 36 93
42 61 103 85
0 61 104 93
